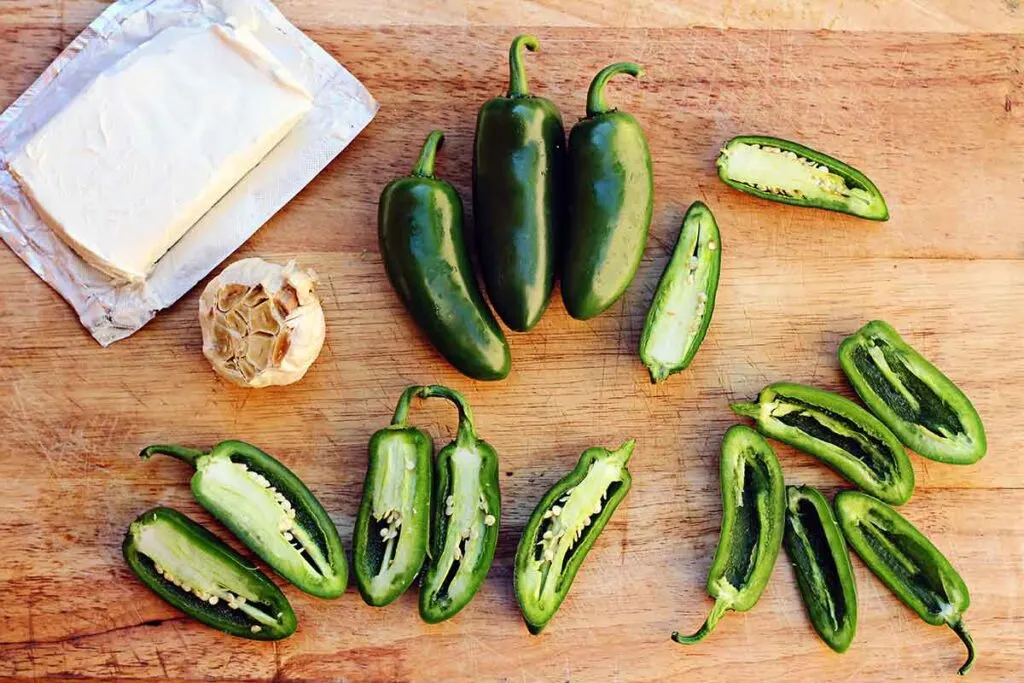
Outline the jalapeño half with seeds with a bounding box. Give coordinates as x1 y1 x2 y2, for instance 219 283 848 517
418 385 501 623
123 507 297 640
840 320 986 465
514 440 635 634
353 386 433 606
716 136 888 221
140 440 348 599
732 383 915 505
639 201 722 383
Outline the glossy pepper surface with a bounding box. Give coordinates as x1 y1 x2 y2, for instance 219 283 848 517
140 440 347 599
379 130 511 381
836 491 975 675
515 440 635 634
123 507 297 640
353 386 433 606
673 425 785 644
839 320 986 465
639 201 721 383
562 62 653 320
716 135 888 221
418 385 501 623
783 485 858 653
473 34 565 331
732 382 915 505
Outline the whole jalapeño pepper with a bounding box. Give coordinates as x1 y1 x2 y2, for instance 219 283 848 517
418 385 502 623
473 35 566 331
379 130 511 381
839 320 986 465
123 507 297 640
515 440 635 634
732 383 915 505
783 485 858 653
562 62 653 320
673 425 785 644
140 440 348 599
353 386 433 606
836 491 975 675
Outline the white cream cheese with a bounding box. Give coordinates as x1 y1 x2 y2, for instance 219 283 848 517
8 23 314 282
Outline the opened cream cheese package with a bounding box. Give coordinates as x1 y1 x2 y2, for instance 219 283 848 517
0 0 377 345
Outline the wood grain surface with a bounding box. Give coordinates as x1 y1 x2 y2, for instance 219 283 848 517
1 2 1023 681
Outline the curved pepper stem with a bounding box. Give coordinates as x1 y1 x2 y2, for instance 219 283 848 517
391 385 426 426
139 444 206 466
586 62 643 117
952 620 975 676
421 384 477 445
671 598 728 644
507 34 539 98
411 130 445 178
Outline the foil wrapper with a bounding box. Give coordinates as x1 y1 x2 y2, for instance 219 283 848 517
0 0 377 345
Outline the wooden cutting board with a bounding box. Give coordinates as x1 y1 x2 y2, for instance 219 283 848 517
1 2 1022 681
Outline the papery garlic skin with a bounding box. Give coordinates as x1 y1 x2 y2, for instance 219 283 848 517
199 258 325 388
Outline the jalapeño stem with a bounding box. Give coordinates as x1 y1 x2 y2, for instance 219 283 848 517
612 439 637 465
421 384 477 445
672 598 728 644
507 34 539 98
392 385 426 426
953 620 975 676
139 444 206 466
729 401 760 419
586 62 643 117
411 130 444 178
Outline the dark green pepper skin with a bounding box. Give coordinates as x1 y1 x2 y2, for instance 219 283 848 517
839 320 986 465
123 507 297 641
716 135 889 221
562 62 653 320
732 382 915 506
514 440 634 634
353 386 433 606
836 491 975 675
473 35 565 332
783 485 858 653
140 441 348 599
379 130 511 381
418 385 501 623
673 425 785 644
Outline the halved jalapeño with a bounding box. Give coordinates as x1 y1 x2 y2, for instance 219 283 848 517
123 507 297 640
717 136 888 221
639 201 721 383
783 485 858 653
354 386 433 606
839 320 986 464
141 441 348 598
732 383 914 505
672 425 785 644
836 491 975 675
418 385 502 623
514 440 634 634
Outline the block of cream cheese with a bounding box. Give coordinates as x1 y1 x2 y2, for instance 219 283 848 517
8 23 314 282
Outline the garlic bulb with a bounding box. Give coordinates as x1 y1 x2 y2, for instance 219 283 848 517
199 258 325 388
